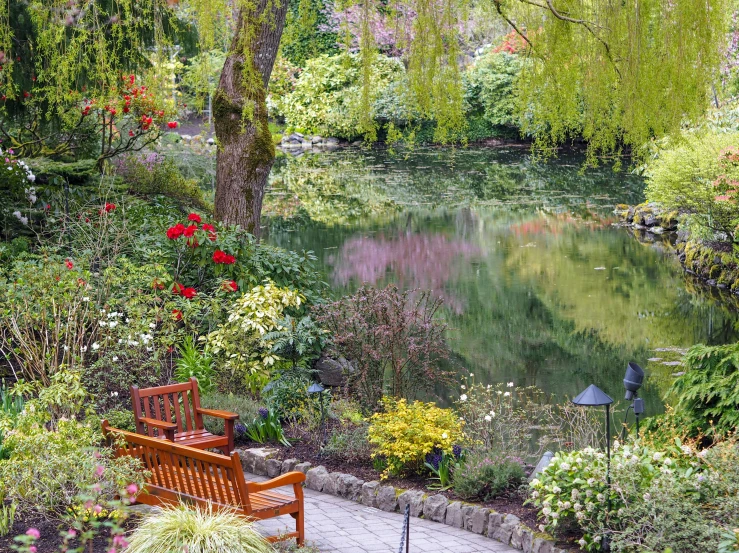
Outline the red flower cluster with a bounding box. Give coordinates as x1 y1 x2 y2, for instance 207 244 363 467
172 309 183 321
102 203 116 213
188 213 201 223
65 259 74 270
202 223 217 241
167 121 178 129
222 280 239 292
172 283 197 299
166 223 186 239
183 224 197 238
213 249 236 265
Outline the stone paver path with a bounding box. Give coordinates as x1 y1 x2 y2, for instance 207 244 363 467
250 472 518 553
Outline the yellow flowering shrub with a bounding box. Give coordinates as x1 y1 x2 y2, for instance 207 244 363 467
368 398 465 478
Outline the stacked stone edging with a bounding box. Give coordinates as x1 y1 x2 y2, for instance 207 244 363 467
237 448 561 553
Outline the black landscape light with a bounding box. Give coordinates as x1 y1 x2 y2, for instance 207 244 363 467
622 362 646 439
307 382 327 446
572 384 614 528
623 362 644 401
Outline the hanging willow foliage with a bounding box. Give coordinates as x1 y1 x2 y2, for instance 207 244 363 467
0 0 731 161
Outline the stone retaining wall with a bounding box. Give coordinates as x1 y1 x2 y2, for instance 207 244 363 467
238 448 561 553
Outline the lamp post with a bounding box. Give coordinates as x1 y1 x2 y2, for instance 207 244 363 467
307 382 326 446
622 362 645 438
572 384 614 532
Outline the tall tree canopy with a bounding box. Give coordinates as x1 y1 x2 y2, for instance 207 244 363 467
0 0 731 233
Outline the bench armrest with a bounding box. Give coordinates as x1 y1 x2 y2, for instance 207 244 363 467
245 471 306 494
196 408 239 421
138 417 178 430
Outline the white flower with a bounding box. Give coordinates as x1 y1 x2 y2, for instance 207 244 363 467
99 320 107 327
63 345 69 351
460 385 466 390
653 452 664 462
108 321 118 328
576 511 585 521
149 322 156 329
662 457 672 465
560 463 571 471
507 382 514 387
643 493 651 501
496 390 503 395
110 391 119 397
551 486 561 494
563 501 571 509
108 312 119 319
469 373 474 377
578 539 587 547
594 536 602 543
596 493 605 502
503 392 510 397
442 432 448 439
550 512 559 519
125 318 130 323
542 507 551 516
459 394 467 402
112 356 119 362
531 491 539 499
91 342 100 351
489 410 496 417
484 415 492 422
530 479 540 487
573 502 582 511
82 296 90 302
540 525 547 533
81 346 88 353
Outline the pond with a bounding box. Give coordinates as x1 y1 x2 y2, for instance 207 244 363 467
263 146 739 414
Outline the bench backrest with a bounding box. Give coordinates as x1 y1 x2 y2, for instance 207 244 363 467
131 377 204 437
102 421 252 512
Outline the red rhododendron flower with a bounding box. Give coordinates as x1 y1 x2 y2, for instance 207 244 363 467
213 250 236 264
172 283 185 296
65 259 74 270
183 224 197 237
201 223 214 232
104 203 116 213
166 223 185 239
167 121 178 129
222 280 238 292
172 309 183 321
182 287 197 299
188 213 202 223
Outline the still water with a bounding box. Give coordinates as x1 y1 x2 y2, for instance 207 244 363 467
263 146 739 412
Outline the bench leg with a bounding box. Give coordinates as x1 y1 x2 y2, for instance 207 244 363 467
290 510 304 547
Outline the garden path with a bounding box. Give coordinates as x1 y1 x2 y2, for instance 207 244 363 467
249 472 519 553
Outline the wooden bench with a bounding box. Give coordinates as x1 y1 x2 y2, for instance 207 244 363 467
131 377 238 454
102 420 305 545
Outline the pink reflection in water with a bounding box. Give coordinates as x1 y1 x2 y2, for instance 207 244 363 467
329 233 480 314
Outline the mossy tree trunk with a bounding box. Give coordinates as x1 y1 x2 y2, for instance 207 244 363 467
213 0 288 237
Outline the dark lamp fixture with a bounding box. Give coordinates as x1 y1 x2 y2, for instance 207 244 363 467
623 362 644 401
307 382 327 447
307 383 325 394
572 384 614 407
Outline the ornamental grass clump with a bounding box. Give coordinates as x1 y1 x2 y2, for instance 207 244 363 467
367 397 465 478
453 450 525 501
125 503 275 553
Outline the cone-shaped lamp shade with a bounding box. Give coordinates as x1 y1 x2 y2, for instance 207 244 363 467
572 384 614 406
307 383 325 394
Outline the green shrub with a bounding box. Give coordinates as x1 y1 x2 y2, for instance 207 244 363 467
322 424 373 463
645 132 739 241
102 408 136 433
175 336 216 394
206 281 305 391
453 450 525 501
463 50 524 130
527 439 732 551
125 503 274 553
0 417 144 521
116 153 209 210
199 393 260 436
668 342 739 438
281 53 405 140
